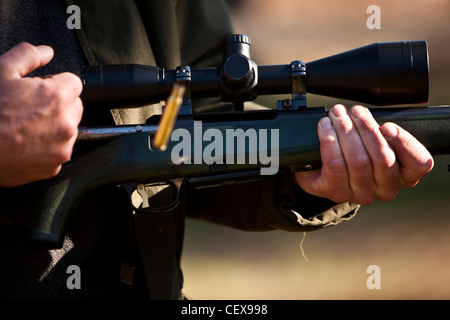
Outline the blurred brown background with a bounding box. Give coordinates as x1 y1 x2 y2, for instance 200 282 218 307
181 0 450 299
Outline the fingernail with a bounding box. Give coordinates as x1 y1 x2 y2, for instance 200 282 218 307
37 45 54 58
380 123 398 138
331 104 347 117
349 105 367 118
320 117 332 129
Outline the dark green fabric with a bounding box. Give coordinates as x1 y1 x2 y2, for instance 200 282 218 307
65 0 236 300
70 0 233 125
69 0 359 234
70 0 232 68
187 170 358 233
68 0 157 66
64 0 359 299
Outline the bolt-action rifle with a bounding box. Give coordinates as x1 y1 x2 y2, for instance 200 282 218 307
1 34 449 247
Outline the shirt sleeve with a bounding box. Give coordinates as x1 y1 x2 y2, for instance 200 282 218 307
185 169 359 232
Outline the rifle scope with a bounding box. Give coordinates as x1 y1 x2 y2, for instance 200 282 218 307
83 35 429 107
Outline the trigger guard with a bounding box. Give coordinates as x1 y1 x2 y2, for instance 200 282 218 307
121 178 184 214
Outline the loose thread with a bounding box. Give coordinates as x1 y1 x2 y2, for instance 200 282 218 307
299 232 309 263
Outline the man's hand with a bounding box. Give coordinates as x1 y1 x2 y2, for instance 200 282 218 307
0 42 83 187
295 104 434 205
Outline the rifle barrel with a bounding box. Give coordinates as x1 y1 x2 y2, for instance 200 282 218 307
77 124 158 141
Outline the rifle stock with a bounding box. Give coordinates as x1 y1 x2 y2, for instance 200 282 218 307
1 106 449 246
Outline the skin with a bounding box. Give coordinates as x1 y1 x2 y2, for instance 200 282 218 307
0 43 434 206
0 42 83 187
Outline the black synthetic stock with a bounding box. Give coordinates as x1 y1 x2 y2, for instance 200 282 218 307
1 106 450 246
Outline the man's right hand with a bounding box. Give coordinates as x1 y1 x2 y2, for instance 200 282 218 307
0 42 83 187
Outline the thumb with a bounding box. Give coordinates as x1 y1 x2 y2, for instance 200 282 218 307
0 42 54 78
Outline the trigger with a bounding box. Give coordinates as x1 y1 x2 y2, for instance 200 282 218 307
137 184 150 208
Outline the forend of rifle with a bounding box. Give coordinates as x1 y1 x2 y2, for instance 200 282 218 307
82 37 429 107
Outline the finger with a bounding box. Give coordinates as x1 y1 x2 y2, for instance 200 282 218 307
56 97 84 143
295 116 349 202
348 105 400 197
380 122 434 187
45 72 83 99
329 104 375 202
0 42 54 78
317 116 350 190
72 97 84 126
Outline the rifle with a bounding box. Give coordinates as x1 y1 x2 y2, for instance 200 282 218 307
1 34 449 247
